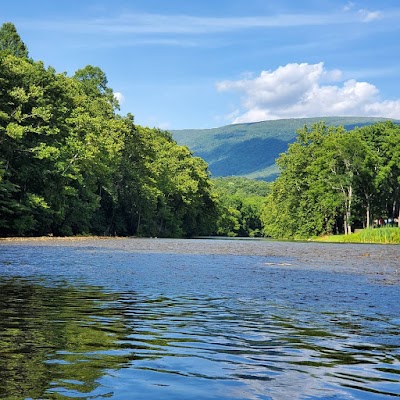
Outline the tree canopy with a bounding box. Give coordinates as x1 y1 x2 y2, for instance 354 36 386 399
212 177 270 237
0 22 28 57
1 23 399 240
261 121 400 239
0 23 217 237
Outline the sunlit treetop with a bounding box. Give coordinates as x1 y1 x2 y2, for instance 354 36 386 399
0 22 28 58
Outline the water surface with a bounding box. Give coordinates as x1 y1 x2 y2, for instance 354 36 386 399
0 238 399 399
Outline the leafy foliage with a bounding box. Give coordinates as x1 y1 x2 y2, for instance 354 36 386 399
262 122 400 238
0 24 217 237
212 177 270 237
0 22 28 57
172 117 397 180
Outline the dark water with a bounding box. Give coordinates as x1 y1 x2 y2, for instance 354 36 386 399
0 238 399 399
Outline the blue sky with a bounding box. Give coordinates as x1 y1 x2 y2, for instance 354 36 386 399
2 0 400 129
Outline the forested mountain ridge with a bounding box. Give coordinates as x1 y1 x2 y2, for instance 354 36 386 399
172 117 397 180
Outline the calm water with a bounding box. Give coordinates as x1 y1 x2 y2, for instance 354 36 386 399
0 238 399 399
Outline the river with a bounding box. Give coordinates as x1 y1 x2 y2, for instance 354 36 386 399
0 238 399 399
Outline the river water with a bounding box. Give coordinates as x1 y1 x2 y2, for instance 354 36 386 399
0 238 399 399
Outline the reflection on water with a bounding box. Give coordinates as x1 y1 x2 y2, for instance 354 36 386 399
0 240 399 399
0 279 132 398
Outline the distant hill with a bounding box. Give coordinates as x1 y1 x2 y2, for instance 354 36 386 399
171 117 396 181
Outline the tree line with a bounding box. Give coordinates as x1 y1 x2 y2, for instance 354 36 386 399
0 23 217 237
1 23 399 239
212 176 270 237
213 119 400 240
261 121 400 238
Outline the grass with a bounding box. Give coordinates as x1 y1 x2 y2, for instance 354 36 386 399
316 227 400 244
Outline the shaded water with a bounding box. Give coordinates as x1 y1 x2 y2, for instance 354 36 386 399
0 238 399 399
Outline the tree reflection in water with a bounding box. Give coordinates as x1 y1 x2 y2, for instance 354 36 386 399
0 242 399 399
0 278 131 399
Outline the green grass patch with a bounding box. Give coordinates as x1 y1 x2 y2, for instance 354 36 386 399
317 227 400 244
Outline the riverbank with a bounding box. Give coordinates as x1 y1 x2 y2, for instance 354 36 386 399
3 228 400 245
316 227 400 244
1 236 399 283
0 235 128 242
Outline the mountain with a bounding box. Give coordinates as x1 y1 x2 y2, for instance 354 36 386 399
171 117 395 181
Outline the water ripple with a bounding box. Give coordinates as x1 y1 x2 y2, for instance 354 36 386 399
0 239 399 399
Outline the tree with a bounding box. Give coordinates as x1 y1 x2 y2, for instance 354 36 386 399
262 123 342 238
73 65 118 107
0 54 69 235
0 22 28 57
0 24 220 238
323 129 371 234
212 177 270 237
383 126 400 227
151 136 217 237
363 121 400 227
261 121 400 239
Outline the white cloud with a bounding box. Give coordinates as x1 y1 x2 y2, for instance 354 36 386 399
217 63 400 123
342 2 383 23
343 2 355 12
114 91 125 104
20 6 391 37
358 9 383 22
21 13 343 35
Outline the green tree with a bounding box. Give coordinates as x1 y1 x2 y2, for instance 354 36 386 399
216 204 241 236
212 177 270 237
151 136 217 237
262 123 344 238
0 22 28 57
241 196 267 237
381 123 400 227
360 121 400 227
261 121 399 239
0 24 220 238
0 54 69 235
323 129 371 234
74 65 117 106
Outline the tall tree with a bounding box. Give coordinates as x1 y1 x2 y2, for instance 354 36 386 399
262 123 343 238
367 122 400 227
261 121 400 239
323 129 371 234
0 22 28 57
0 24 219 238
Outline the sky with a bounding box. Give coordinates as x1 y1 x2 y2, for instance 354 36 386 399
1 0 400 129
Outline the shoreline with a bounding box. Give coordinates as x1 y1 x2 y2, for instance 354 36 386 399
1 233 400 245
0 235 129 242
0 236 400 278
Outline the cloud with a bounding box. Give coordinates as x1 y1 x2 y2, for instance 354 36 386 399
343 2 355 12
358 9 383 22
343 2 383 23
19 6 391 38
216 63 400 123
114 91 125 104
15 5 399 50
